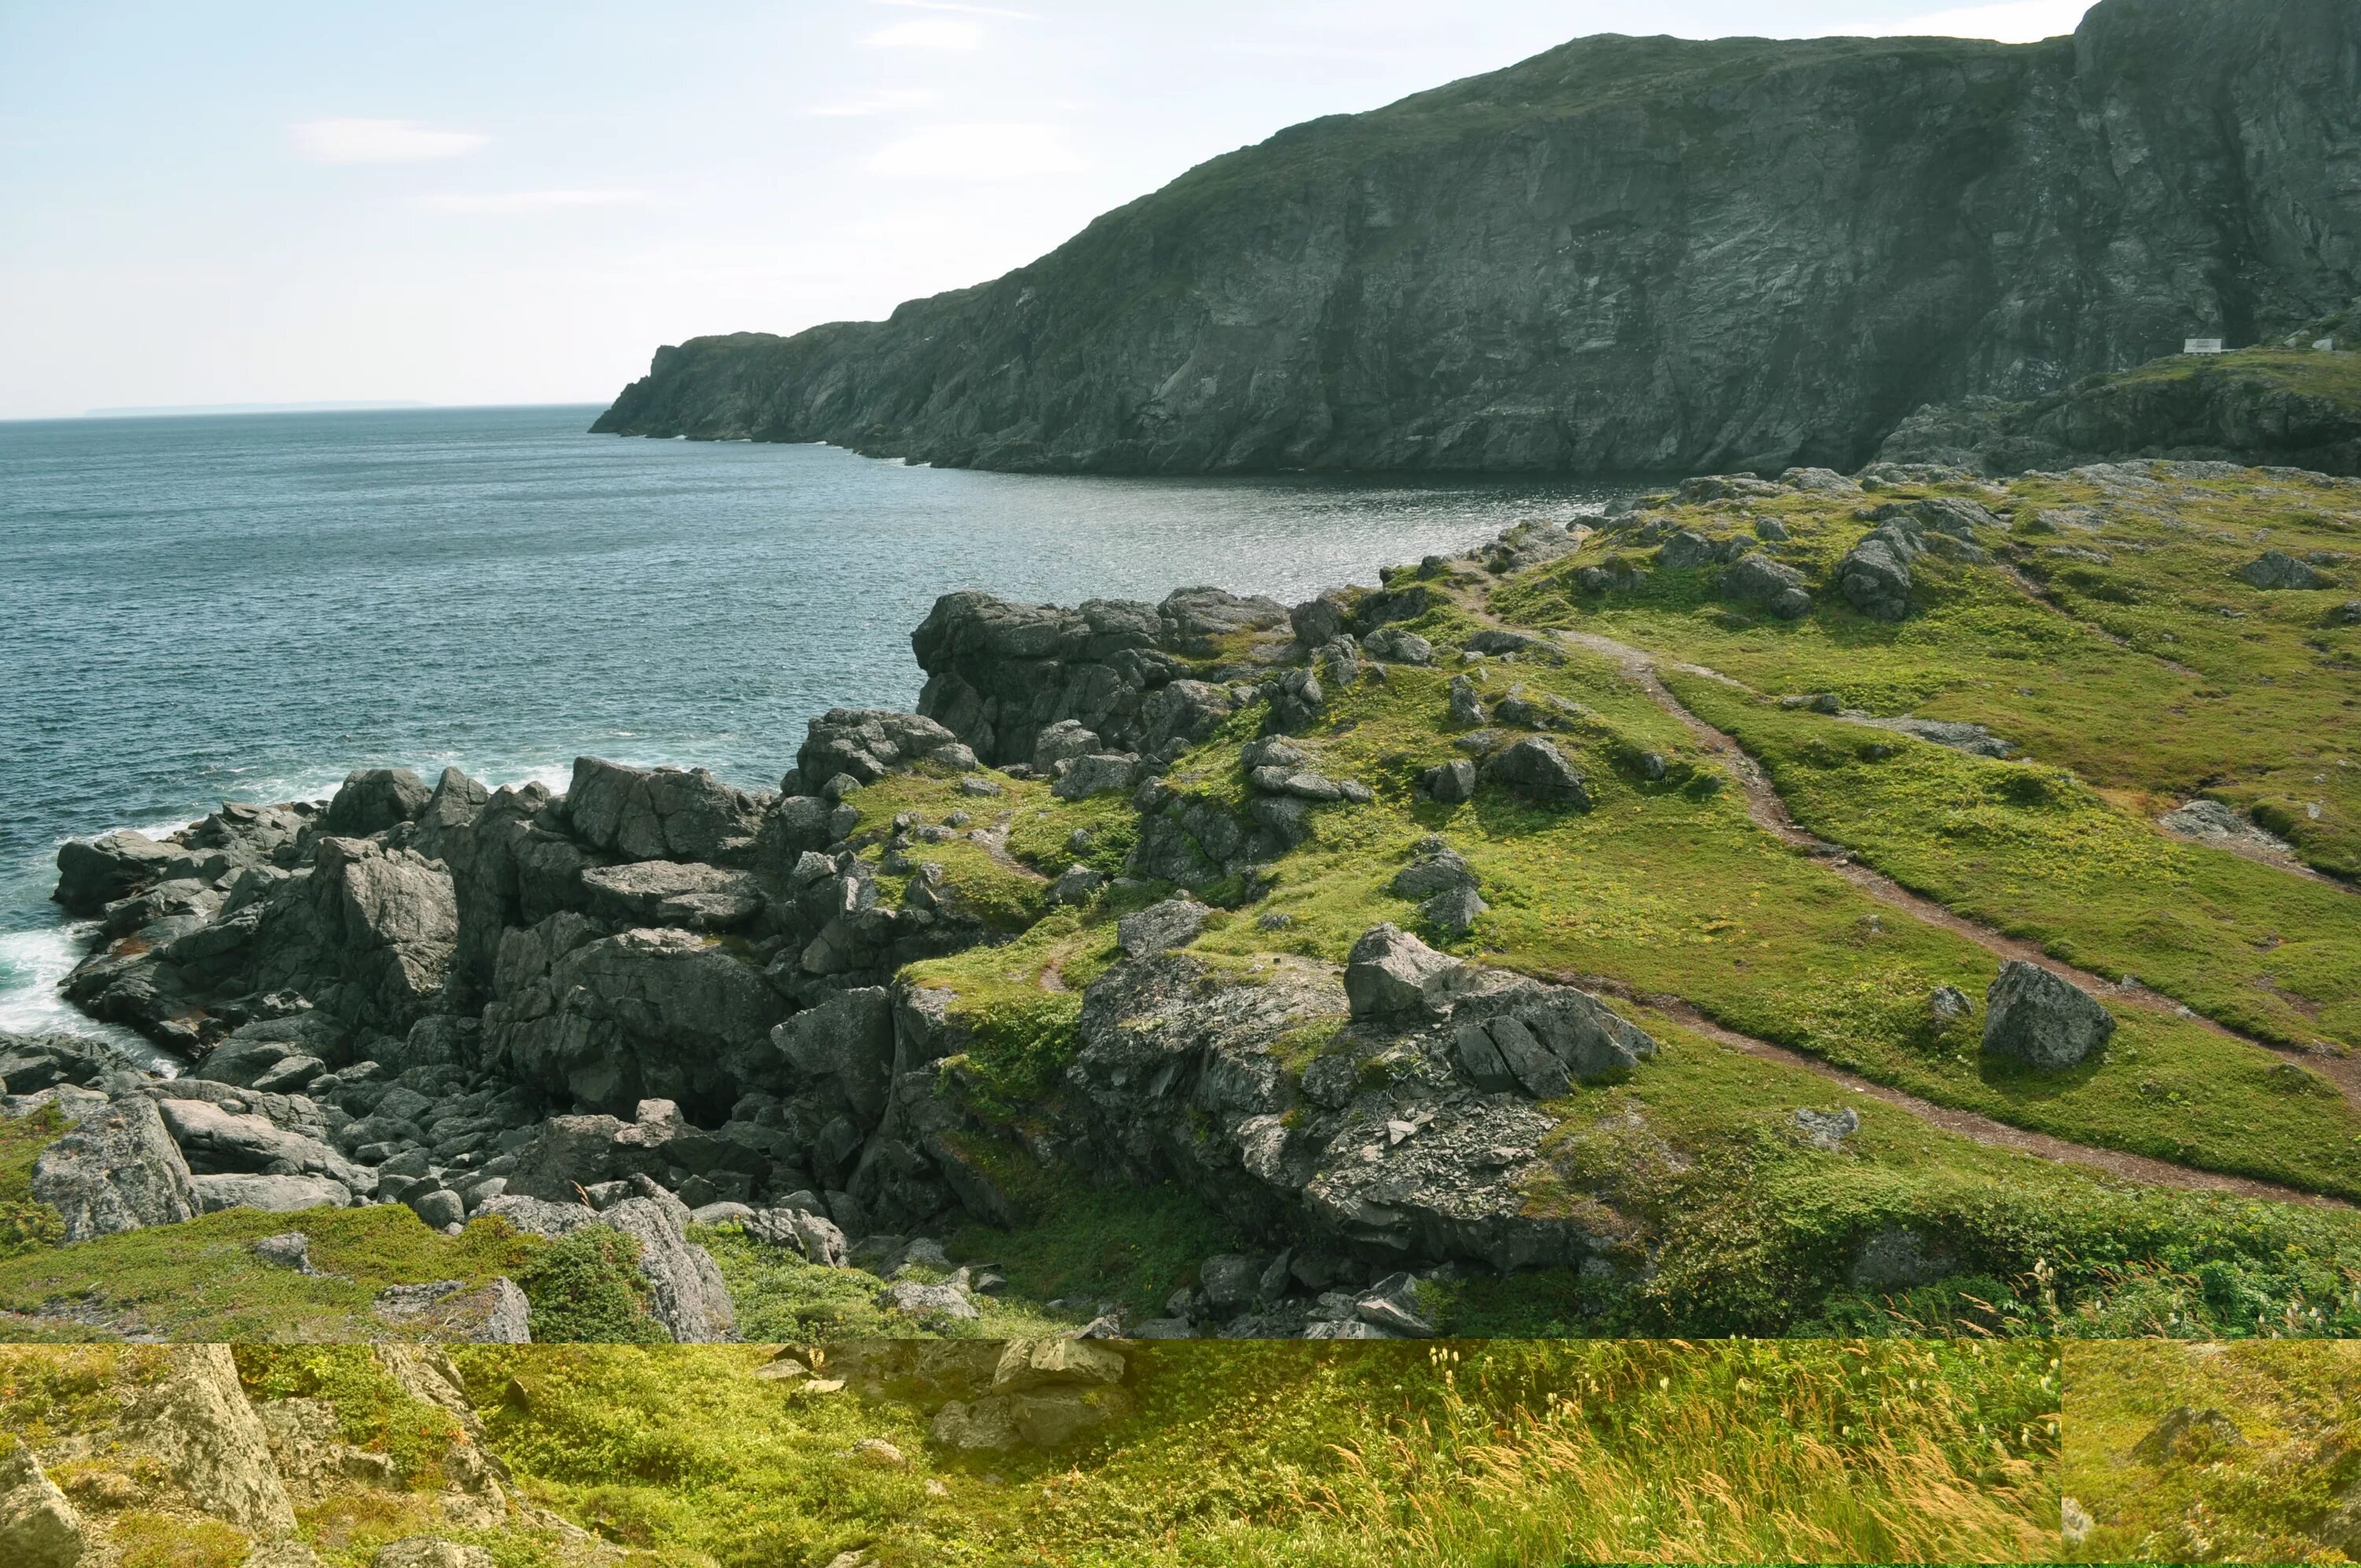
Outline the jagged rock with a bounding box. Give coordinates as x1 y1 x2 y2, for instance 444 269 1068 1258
1928 985 1973 1024
1356 1272 1437 1337
123 1345 297 1537
31 1093 200 1241
798 709 977 785
1981 960 2115 1070
768 986 897 1123
1657 529 1716 570
1032 719 1104 772
1837 527 1916 620
1196 1254 1265 1315
1479 737 1591 807
1118 898 1207 957
1449 983 1657 1096
0 1035 113 1094
1720 552 1813 618
1362 627 1434 664
323 768 433 837
0 1451 85 1568
2241 548 2333 590
1420 884 1488 938
483 924 789 1117
1447 675 1485 727
1345 925 1464 1020
580 860 763 930
52 828 180 914
1140 681 1237 754
994 1337 1125 1392
502 1102 680 1201
1793 1106 1860 1149
1268 667 1324 731
1047 864 1107 906
1420 758 1477 803
1052 752 1141 799
564 757 763 865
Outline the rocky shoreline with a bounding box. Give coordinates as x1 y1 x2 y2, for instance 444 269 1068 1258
1 471 2207 1341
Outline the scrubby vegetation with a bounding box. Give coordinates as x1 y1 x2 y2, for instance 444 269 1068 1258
0 1337 2059 1566
2064 1337 2361 1562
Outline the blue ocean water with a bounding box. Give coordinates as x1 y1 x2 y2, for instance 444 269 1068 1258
0 404 1625 1041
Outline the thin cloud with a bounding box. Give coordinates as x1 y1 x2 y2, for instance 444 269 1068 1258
868 0 1039 17
865 123 1088 180
420 188 645 214
290 118 488 164
1838 0 2091 41
805 89 940 118
863 17 988 50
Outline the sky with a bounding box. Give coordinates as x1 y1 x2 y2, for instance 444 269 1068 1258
0 0 2093 420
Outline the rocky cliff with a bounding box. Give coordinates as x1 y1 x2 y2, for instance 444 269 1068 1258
593 0 2361 475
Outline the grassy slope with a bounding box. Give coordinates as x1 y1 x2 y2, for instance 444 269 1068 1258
2064 1339 2361 1562
0 1338 2062 1567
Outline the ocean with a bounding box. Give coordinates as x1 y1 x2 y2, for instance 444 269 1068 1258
0 404 1627 1050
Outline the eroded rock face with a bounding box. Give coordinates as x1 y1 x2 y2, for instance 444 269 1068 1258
1982 960 2116 1070
123 1345 299 1537
1062 946 1653 1272
323 769 432 839
563 758 763 866
911 587 1283 766
0 1449 86 1568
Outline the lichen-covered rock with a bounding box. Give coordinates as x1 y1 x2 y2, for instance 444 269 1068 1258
1837 527 1917 620
1117 898 1207 958
1345 925 1464 1020
1720 552 1813 618
122 1345 298 1537
1981 960 2116 1069
31 1092 200 1241
0 1450 86 1568
157 1097 375 1194
579 859 763 930
2241 548 2335 589
796 709 977 786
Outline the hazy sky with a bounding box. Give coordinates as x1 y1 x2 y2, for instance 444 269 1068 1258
0 0 2093 420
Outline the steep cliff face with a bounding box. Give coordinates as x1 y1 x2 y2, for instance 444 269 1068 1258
593 0 2361 475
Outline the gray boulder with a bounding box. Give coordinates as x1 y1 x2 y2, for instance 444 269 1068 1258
1981 960 2115 1069
322 768 432 837
1362 627 1435 664
2241 549 2333 590
1032 719 1104 773
1837 527 1917 620
30 1093 199 1240
1268 668 1324 732
1047 864 1107 906
1118 898 1207 957
1480 737 1591 807
1051 752 1142 800
0 1035 113 1094
157 1097 376 1194
52 828 179 915
798 708 977 785
769 986 897 1122
564 757 763 865
1656 529 1716 570
1356 1272 1438 1337
1720 552 1813 618
1793 1106 1860 1149
1345 924 1464 1020
1421 758 1477 803
1451 984 1656 1096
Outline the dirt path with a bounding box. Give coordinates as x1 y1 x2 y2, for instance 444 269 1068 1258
1549 622 2361 1111
1619 990 2353 1211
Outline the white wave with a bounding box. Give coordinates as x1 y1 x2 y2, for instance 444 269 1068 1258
0 924 180 1073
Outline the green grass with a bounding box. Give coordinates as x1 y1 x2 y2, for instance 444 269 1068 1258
2064 1339 2361 1562
0 1102 69 1261
0 1206 543 1341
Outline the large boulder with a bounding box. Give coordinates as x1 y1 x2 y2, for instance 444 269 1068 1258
52 829 180 915
1720 552 1813 618
1981 960 2115 1070
120 1345 298 1537
579 860 763 930
30 1092 200 1241
321 767 432 838
1479 737 1592 807
1118 898 1207 958
189 1172 353 1213
766 987 897 1123
156 1097 375 1194
1837 526 1917 620
1345 925 1464 1020
0 1035 113 1094
796 709 977 786
482 924 790 1118
563 758 763 865
1450 985 1657 1098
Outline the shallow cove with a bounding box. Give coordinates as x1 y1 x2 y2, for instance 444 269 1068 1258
0 404 1635 1044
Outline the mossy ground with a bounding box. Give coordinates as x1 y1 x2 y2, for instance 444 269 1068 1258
1 1337 2060 1566
2062 1337 2361 1562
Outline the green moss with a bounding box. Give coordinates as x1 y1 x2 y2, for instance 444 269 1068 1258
0 1101 69 1262
511 1227 668 1345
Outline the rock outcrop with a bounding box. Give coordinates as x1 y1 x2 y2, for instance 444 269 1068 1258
1982 960 2117 1070
593 2 2361 478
